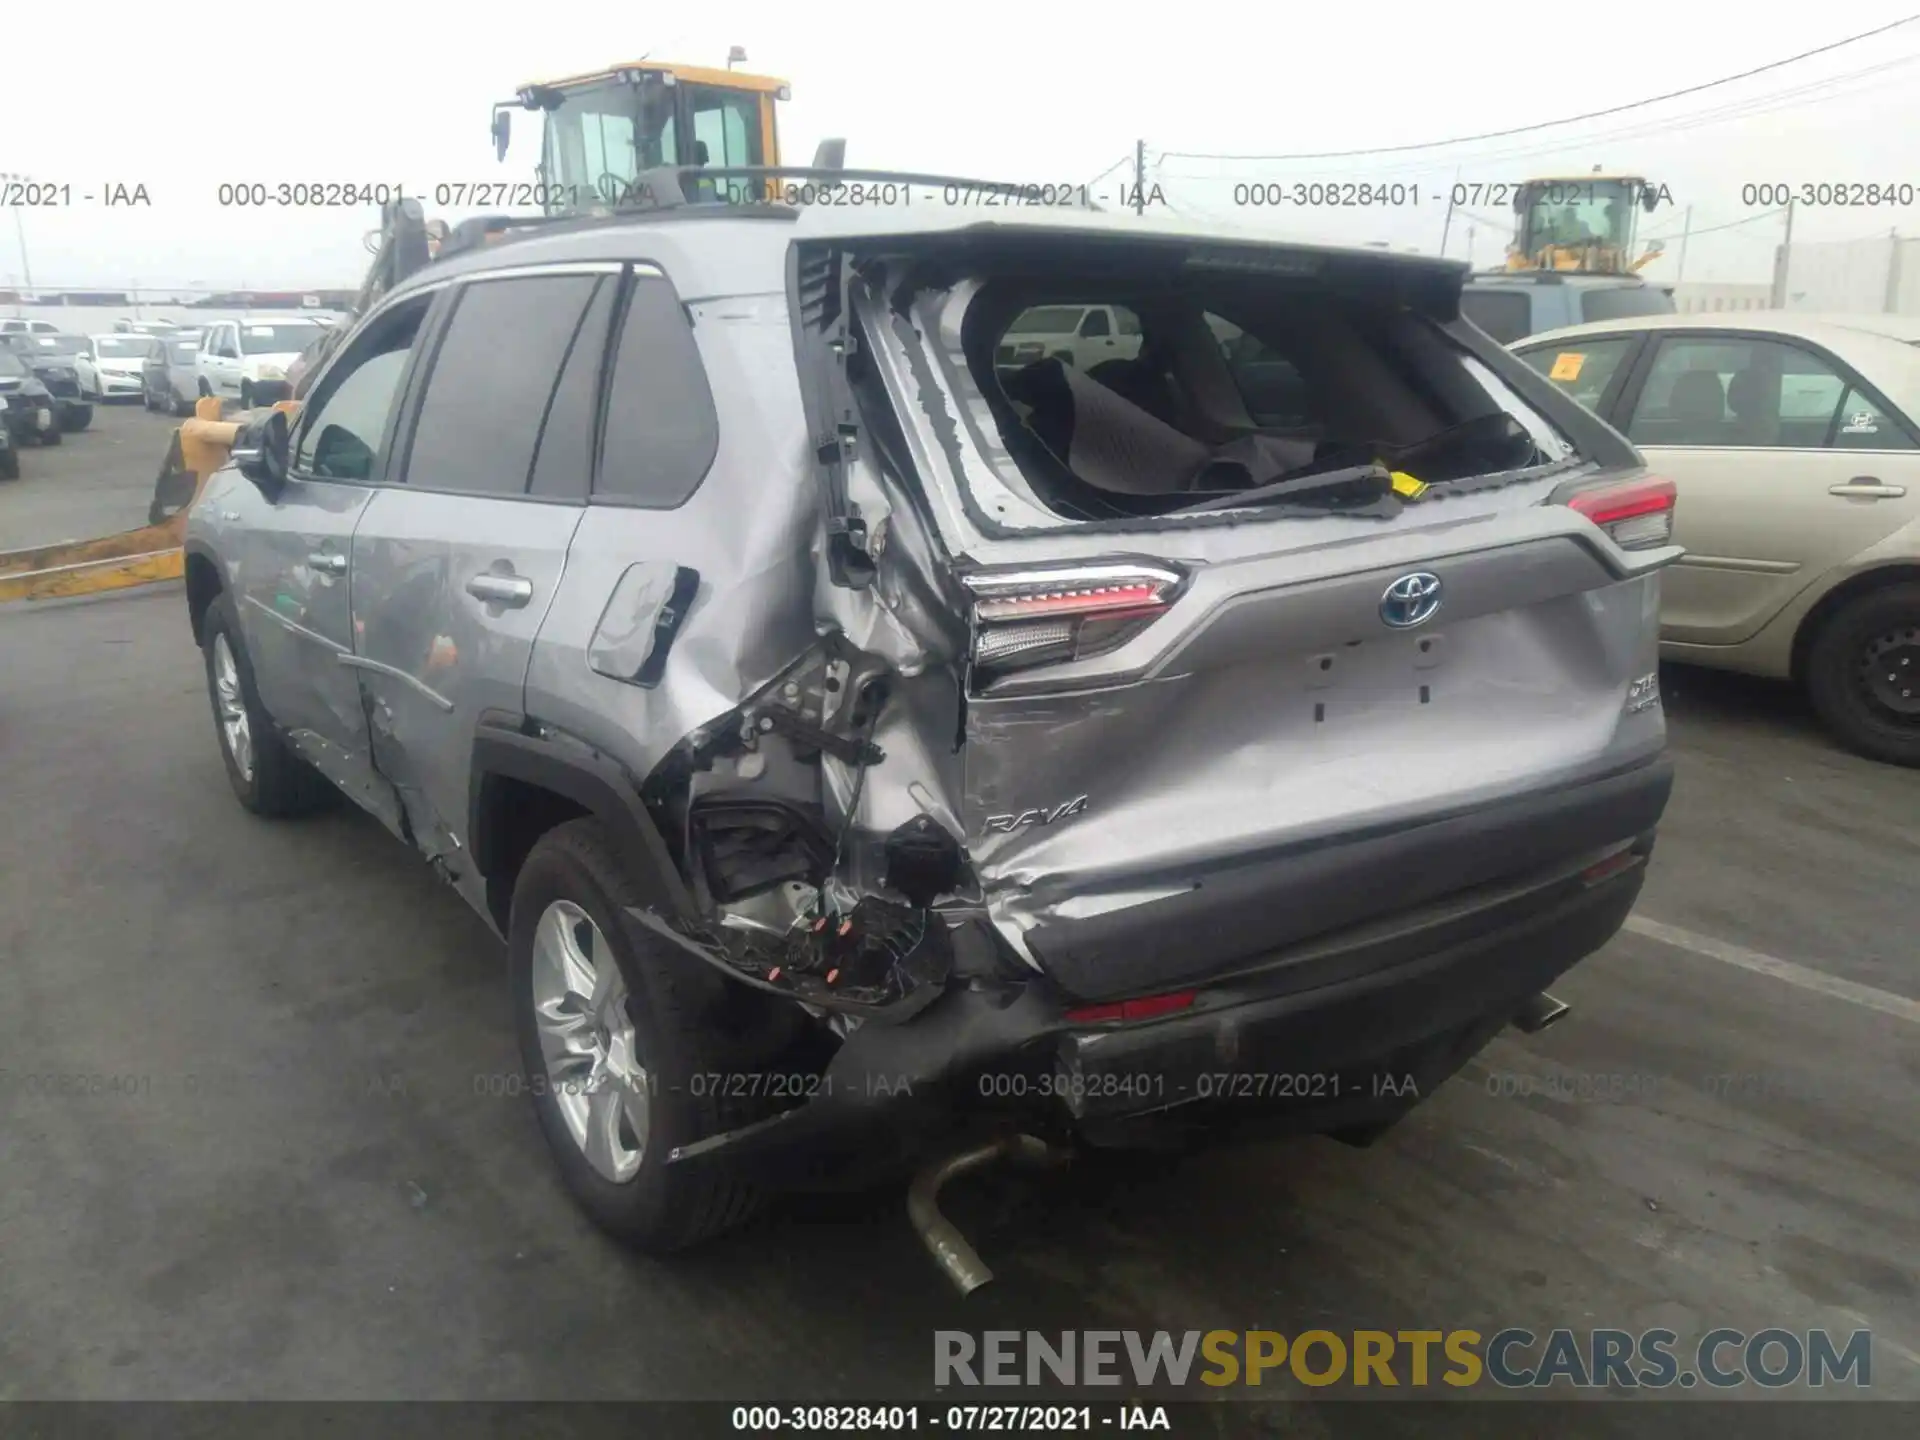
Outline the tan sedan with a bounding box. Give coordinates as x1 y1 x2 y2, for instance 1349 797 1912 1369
1515 311 1920 766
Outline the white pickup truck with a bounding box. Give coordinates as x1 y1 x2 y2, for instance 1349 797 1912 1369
995 304 1144 372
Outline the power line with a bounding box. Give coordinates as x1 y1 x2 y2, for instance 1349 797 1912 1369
1083 152 1134 190
1157 50 1920 181
1160 16 1920 162
1644 207 1789 243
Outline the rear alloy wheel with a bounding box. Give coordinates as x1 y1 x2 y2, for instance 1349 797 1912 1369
1806 583 1920 767
509 818 765 1252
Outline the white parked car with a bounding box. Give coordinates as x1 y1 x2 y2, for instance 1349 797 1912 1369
1514 310 1920 765
0 317 63 337
194 318 329 407
77 333 159 401
995 303 1144 372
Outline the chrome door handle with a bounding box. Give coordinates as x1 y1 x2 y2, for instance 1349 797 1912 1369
1828 481 1906 499
307 551 347 575
466 573 534 607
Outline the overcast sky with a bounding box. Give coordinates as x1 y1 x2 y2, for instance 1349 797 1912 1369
5 1 1920 291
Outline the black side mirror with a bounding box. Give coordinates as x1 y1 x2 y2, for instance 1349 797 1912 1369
232 408 291 496
491 108 512 162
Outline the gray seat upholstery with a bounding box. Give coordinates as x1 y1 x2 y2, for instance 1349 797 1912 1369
1668 369 1728 428
1013 358 1319 497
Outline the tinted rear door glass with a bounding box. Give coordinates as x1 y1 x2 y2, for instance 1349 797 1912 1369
405 273 599 496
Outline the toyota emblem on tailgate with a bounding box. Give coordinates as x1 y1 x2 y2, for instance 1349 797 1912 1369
1380 572 1442 628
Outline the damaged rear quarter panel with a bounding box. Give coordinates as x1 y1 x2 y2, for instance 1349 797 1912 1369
525 296 823 784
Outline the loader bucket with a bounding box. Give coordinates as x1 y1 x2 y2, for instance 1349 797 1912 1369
0 396 290 605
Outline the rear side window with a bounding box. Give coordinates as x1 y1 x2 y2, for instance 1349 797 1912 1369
1518 337 1637 412
405 273 599 496
1459 289 1534 345
594 275 720 506
1626 335 1853 449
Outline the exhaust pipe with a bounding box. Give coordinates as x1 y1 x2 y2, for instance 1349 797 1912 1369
907 1134 1068 1295
1511 991 1570 1034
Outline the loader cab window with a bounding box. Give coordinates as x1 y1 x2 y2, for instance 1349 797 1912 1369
688 86 761 168
543 77 679 209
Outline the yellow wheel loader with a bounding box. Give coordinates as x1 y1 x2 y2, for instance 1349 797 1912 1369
1504 173 1671 276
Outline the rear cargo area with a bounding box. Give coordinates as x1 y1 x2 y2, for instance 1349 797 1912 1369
814 226 1675 994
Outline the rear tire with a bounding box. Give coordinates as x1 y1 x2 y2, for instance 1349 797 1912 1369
199 592 336 816
239 381 254 409
0 448 17 481
1805 583 1920 767
509 819 764 1252
37 424 60 447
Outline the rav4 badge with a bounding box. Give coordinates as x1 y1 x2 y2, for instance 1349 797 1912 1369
984 795 1089 834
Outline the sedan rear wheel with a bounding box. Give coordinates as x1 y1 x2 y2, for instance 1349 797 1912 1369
1807 583 1920 767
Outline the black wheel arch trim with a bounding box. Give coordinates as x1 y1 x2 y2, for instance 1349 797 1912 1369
469 717 696 922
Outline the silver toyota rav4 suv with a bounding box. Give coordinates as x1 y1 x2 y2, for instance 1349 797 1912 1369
183 175 1678 1269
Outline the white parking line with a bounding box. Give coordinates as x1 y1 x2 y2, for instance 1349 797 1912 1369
1625 915 1920 1026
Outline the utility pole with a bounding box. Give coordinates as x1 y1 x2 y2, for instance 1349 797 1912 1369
1467 224 1476 268
1439 165 1462 259
1771 196 1796 308
1675 205 1693 283
0 172 35 290
1884 227 1902 314
1133 139 1145 216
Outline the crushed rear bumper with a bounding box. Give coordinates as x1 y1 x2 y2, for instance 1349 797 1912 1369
662 756 1668 1185
1024 752 1673 1001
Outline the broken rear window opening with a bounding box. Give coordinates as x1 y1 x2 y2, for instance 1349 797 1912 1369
940 265 1577 525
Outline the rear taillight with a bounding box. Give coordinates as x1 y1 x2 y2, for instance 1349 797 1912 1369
965 564 1183 673
1565 475 1676 551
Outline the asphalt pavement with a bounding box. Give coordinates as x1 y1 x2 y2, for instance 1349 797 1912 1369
0 398 183 553
0 489 1916 1423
